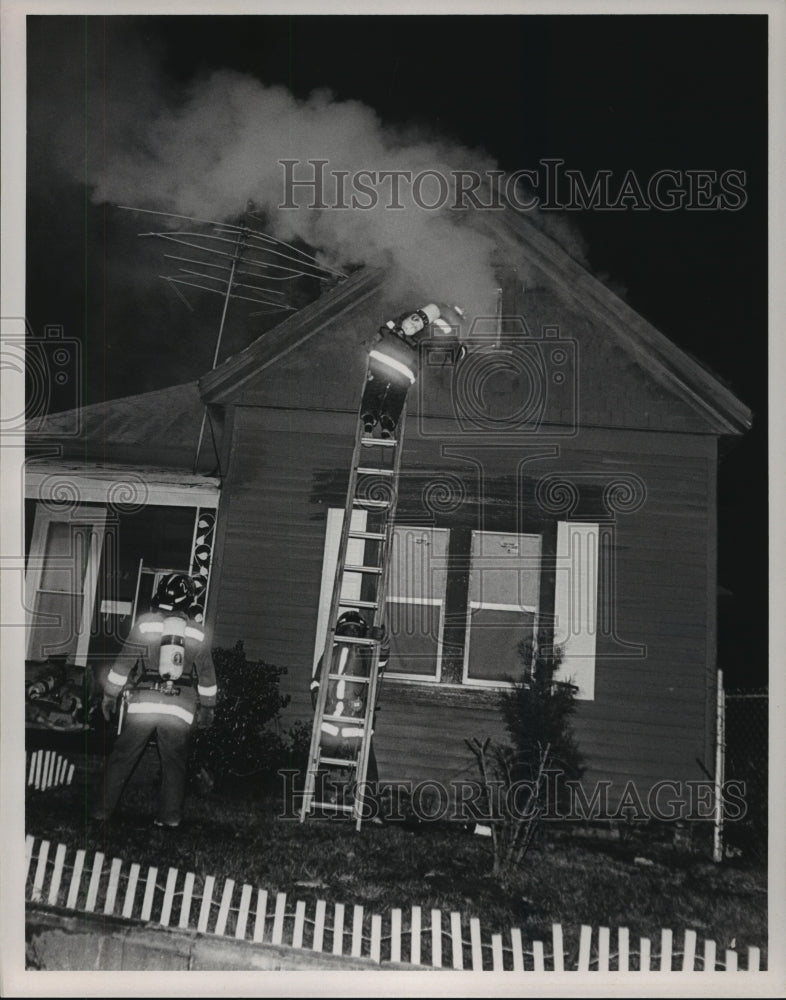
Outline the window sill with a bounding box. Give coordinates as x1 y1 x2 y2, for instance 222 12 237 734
382 676 509 708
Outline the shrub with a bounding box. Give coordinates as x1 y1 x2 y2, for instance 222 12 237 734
498 636 585 814
467 634 585 880
190 641 306 794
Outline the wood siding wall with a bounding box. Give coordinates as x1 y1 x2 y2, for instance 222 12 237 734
211 403 717 806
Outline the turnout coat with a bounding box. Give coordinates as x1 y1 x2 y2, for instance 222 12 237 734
104 610 217 726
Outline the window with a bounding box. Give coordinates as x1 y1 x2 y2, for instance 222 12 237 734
385 526 449 681
462 531 542 687
25 505 106 665
313 510 448 682
25 499 218 665
315 510 599 698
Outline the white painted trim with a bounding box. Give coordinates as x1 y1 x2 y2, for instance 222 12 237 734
25 464 219 508
468 601 538 613
382 677 474 692
387 596 442 606
75 524 105 665
312 508 367 673
462 677 523 691
554 522 599 701
189 508 218 618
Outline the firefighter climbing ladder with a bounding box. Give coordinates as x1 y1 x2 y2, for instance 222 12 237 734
300 368 407 831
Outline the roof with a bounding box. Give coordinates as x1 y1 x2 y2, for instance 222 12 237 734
199 266 383 402
199 203 752 436
30 380 201 443
27 380 219 471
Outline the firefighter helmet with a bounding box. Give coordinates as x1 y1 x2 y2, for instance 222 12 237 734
152 573 196 613
336 610 367 635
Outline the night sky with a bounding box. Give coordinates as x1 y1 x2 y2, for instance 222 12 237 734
24 14 768 687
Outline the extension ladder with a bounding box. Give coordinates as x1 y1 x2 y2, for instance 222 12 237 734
300 367 407 831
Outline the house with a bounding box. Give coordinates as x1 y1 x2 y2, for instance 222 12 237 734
25 208 752 817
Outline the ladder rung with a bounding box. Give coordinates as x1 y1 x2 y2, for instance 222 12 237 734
338 599 379 609
322 716 367 728
311 802 355 813
347 530 387 540
317 757 359 768
326 673 371 683
361 437 397 447
352 498 391 509
330 634 376 646
356 466 395 476
343 564 382 574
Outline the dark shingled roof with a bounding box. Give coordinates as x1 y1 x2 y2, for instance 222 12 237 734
28 381 215 470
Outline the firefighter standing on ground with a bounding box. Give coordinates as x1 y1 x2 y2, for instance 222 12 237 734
361 302 467 437
92 573 218 828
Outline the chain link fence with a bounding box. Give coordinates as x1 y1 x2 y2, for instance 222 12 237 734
723 689 767 864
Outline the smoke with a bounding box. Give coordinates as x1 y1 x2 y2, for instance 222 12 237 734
30 18 591 339
80 67 508 317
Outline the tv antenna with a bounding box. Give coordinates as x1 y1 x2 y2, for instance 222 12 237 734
118 205 348 472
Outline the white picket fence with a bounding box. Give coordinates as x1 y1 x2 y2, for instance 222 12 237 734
26 751 75 791
24 836 763 971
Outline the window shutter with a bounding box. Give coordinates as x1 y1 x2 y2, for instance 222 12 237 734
312 508 367 673
553 522 599 700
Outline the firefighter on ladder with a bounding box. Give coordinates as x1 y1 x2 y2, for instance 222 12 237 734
361 302 467 438
92 573 218 829
310 610 389 817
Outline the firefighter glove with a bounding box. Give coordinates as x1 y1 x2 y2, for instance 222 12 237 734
101 694 117 721
198 706 215 730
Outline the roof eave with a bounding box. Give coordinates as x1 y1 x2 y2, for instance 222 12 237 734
199 266 384 404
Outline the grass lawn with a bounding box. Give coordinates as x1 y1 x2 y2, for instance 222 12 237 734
25 763 768 969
